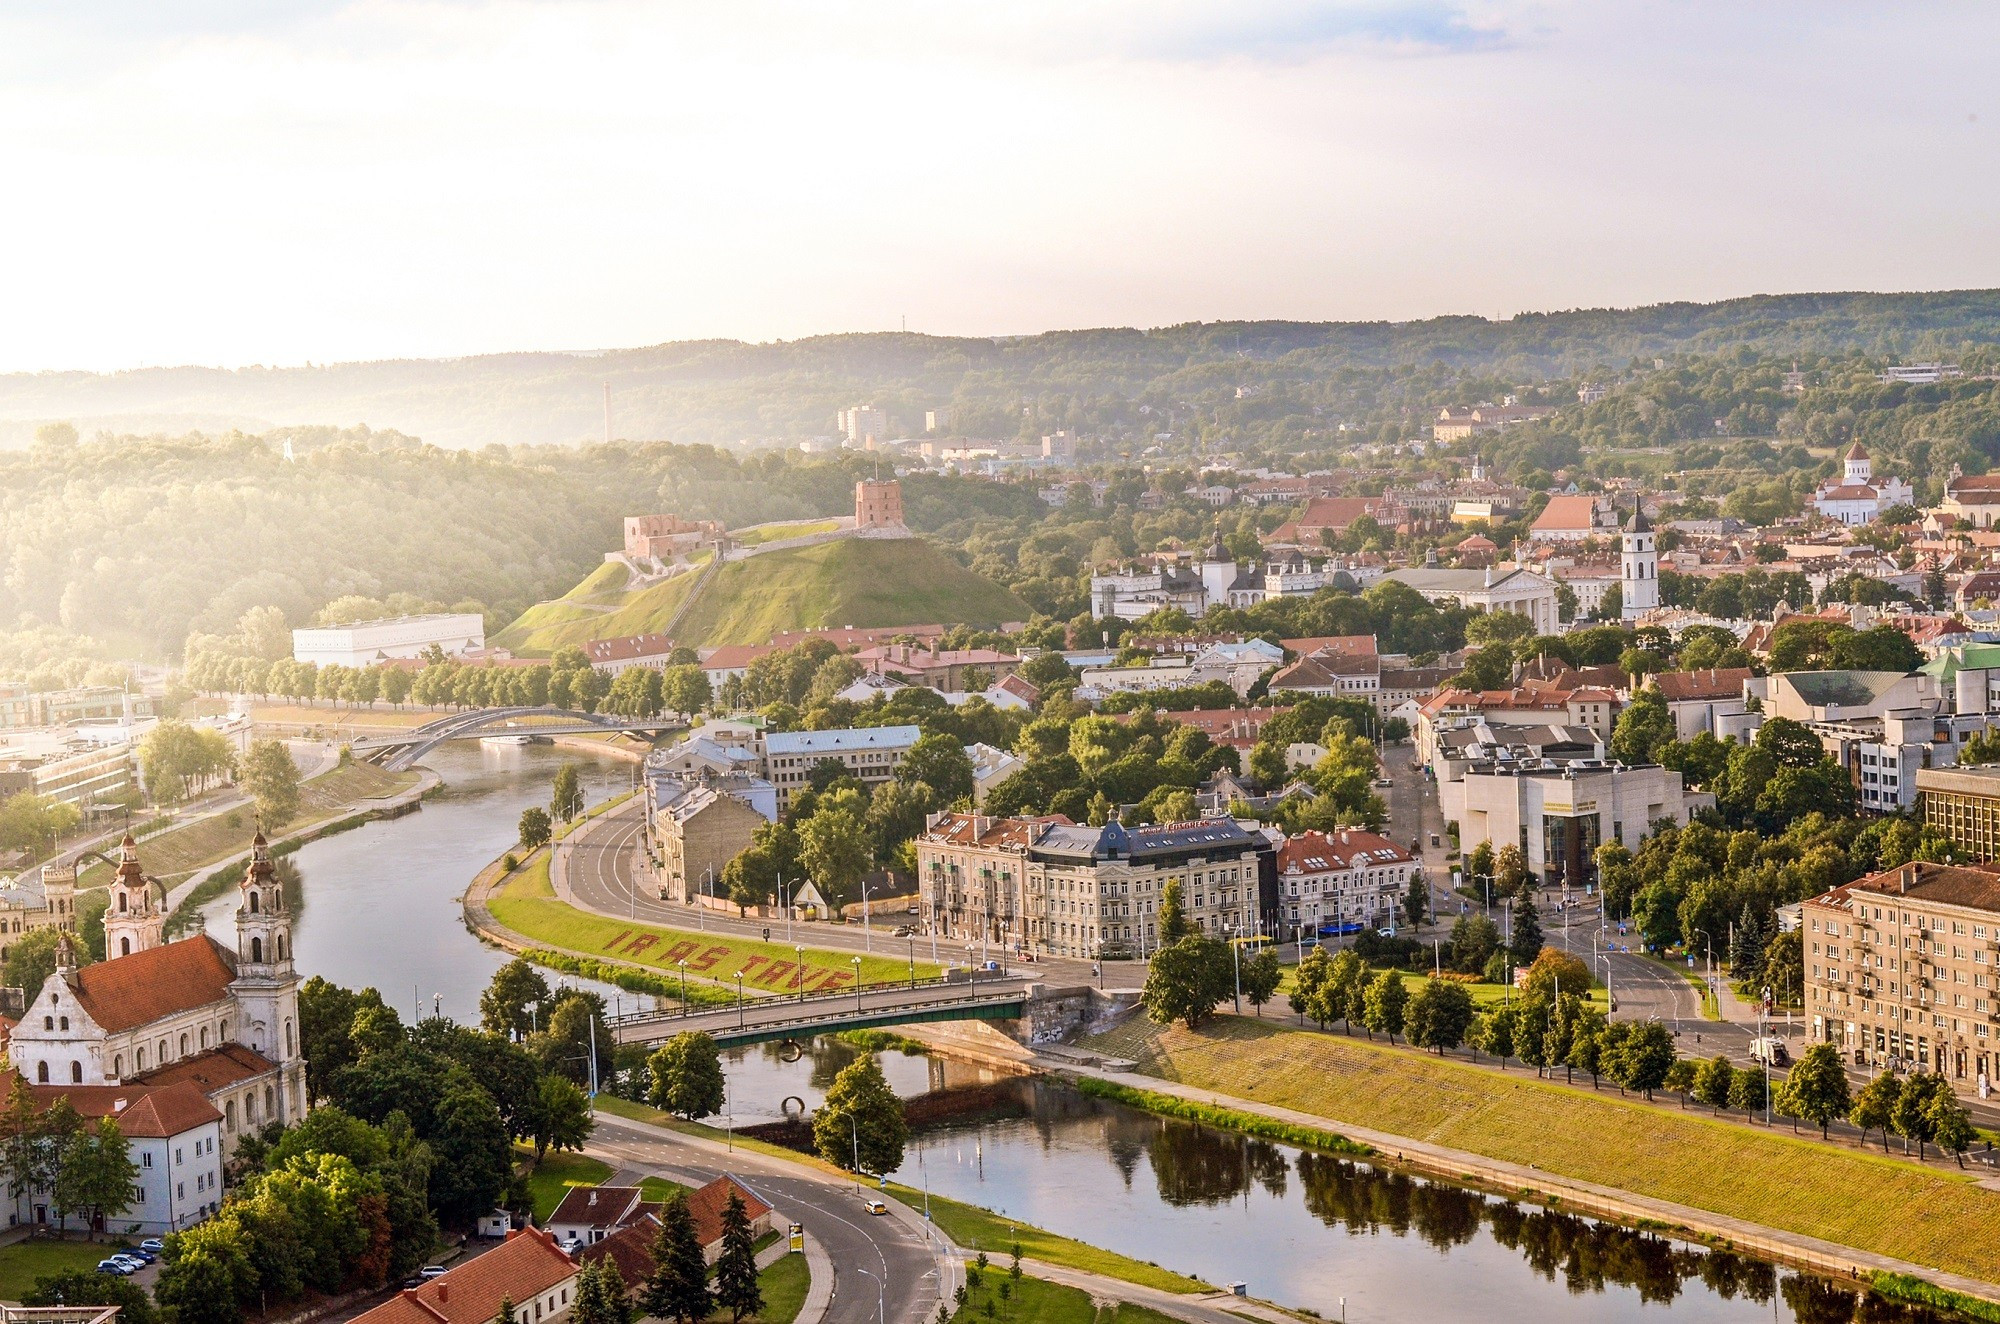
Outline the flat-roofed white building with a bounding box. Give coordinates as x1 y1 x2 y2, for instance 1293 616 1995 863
763 725 921 809
291 613 485 668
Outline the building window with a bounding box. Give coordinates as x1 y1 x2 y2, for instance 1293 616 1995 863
35 1063 47 1084
69 1063 80 1084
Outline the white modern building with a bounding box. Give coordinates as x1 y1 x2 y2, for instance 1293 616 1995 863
291 613 486 668
1445 756 1703 890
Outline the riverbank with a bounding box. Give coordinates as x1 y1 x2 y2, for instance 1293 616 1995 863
1068 1014 2000 1308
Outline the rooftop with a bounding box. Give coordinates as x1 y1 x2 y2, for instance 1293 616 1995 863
764 725 923 756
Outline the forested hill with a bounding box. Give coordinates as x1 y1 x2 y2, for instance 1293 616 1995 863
6 290 2000 449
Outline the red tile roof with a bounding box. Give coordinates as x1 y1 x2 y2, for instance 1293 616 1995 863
354 1228 577 1324
698 644 777 671
70 937 237 1033
577 1177 774 1286
686 1175 772 1244
1531 494 1605 533
1279 635 1377 658
1277 829 1412 875
584 634 675 664
14 1075 221 1139
128 1043 275 1094
550 1185 647 1230
1651 668 1754 703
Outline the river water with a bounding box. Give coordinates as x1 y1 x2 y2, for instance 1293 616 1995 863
198 740 638 1022
245 742 1953 1324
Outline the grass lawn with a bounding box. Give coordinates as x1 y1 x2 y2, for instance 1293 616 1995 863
733 520 841 547
85 762 418 886
640 1175 691 1202
886 1185 1207 1296
736 1248 811 1324
0 1235 126 1299
522 1147 614 1221
491 861 938 993
1083 1014 2000 1284
951 1269 1187 1324
589 1098 1205 1297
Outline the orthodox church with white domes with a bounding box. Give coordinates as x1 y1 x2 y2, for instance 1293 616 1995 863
1810 442 1913 527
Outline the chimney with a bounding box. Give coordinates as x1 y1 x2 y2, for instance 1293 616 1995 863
436 1283 449 1304
1902 862 1916 893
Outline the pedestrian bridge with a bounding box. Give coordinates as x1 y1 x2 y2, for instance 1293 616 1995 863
609 974 1035 1048
351 706 684 770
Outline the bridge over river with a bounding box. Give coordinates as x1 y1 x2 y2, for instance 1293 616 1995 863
351 705 684 770
609 974 1039 1047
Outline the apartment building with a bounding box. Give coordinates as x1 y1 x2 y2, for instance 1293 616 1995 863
1917 764 2000 860
916 812 1271 960
1803 860 2000 1087
762 725 921 810
1273 829 1416 935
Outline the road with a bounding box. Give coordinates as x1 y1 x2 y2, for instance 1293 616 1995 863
589 1112 947 1324
615 978 1032 1046
557 798 1118 990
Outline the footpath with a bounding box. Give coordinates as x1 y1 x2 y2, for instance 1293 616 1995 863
1032 1051 2000 1311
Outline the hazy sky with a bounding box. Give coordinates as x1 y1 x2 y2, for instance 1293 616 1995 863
4 1 1997 371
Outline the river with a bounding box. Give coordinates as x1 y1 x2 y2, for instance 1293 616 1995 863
241 741 1952 1324
198 739 639 1021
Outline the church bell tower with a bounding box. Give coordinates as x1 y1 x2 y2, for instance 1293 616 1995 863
230 831 304 1118
103 834 164 959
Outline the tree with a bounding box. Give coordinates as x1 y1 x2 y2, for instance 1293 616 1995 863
1361 970 1408 1043
713 1190 764 1322
3 928 67 1003
1142 937 1232 1029
529 1075 594 1162
798 808 872 910
1565 1007 1607 1087
1850 1069 1901 1151
647 1032 727 1121
1613 1021 1676 1098
660 665 713 720
1401 873 1428 930
426 1071 513 1224
1610 688 1675 765
518 806 552 850
1892 1073 1947 1159
1928 1086 1977 1167
1289 947 1330 1025
1774 1043 1852 1139
156 1214 259 1324
899 734 976 803
479 958 552 1040
1728 1064 1767 1117
1447 913 1499 974
1239 948 1282 1016
1492 845 1531 901
240 738 302 827
640 1193 712 1324
22 1269 159 1324
1475 1005 1516 1067
1664 1058 1697 1107
814 1054 909 1176
1318 950 1368 1032
58 1116 137 1241
551 762 585 823
1156 878 1194 943
1694 1054 1734 1111
1508 897 1543 968
1405 979 1474 1054
0 792 80 858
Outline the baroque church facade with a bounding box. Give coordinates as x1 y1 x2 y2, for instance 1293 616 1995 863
8 831 307 1183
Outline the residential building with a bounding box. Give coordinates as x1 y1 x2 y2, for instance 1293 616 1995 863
967 743 1025 807
1918 765 2000 860
917 812 1270 959
28 687 157 728
580 1177 775 1289
549 1184 653 1247
1267 651 1380 703
1935 468 2000 530
838 405 890 447
1138 706 1291 754
1649 668 1759 741
1381 566 1561 635
354 1227 579 1324
623 514 725 561
1412 685 1621 763
1881 363 1963 384
1816 709 1986 814
291 613 486 668
698 644 778 687
1432 403 1553 441
763 726 921 809
1269 497 1383 547
1810 443 1915 527
4 1079 223 1234
0 683 31 731
1445 756 1700 890
582 633 677 675
1273 829 1416 934
653 778 770 905
855 646 1020 692
1802 860 2000 1087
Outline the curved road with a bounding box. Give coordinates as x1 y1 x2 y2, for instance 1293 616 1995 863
589 1112 947 1324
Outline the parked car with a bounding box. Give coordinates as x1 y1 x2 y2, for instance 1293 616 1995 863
1373 777 1393 788
419 1265 448 1280
863 1200 889 1215
121 1249 155 1264
139 1238 164 1252
96 1260 132 1276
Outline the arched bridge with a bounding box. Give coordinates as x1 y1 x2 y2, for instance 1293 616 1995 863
609 974 1035 1048
351 706 685 770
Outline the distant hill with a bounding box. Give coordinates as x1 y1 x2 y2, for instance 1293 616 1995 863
493 537 1028 655
8 290 2000 448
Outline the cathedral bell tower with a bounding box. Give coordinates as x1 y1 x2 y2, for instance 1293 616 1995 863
1620 496 1659 621
230 830 303 1110
103 833 164 959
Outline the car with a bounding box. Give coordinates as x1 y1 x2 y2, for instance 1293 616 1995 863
121 1249 155 1264
892 925 915 937
96 1260 132 1276
419 1265 449 1280
1373 777 1393 788
863 1200 889 1215
111 1255 146 1270
1750 1037 1791 1068
139 1238 164 1252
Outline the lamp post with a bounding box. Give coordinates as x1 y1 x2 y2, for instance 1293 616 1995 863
735 970 746 1030
678 959 689 1015
861 873 873 954
856 1266 886 1324
795 946 807 1003
852 955 864 1015
907 936 917 990
1223 925 1242 1014
849 1112 863 1193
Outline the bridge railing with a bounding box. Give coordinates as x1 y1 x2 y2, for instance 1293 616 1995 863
607 970 1028 1030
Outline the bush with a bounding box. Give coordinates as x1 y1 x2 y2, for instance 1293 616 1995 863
1353 930 1422 967
501 853 519 873
1072 1078 1374 1157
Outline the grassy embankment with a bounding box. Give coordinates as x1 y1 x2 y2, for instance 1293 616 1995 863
592 1097 1205 1296
498 537 1027 654
84 761 418 890
1082 1015 2000 1285
488 856 939 993
950 1269 1188 1324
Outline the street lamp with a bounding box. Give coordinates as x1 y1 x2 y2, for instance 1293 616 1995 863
795 946 806 1003
678 959 689 1015
735 970 746 1030
852 955 864 1014
907 936 917 990
861 873 873 955
848 1112 863 1193
856 1266 886 1324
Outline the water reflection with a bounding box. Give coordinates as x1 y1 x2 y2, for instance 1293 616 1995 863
892 1077 1955 1324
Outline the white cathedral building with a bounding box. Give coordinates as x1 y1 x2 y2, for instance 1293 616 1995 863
4 832 306 1234
1810 442 1913 527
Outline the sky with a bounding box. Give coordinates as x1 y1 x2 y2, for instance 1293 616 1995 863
2 1 1997 371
